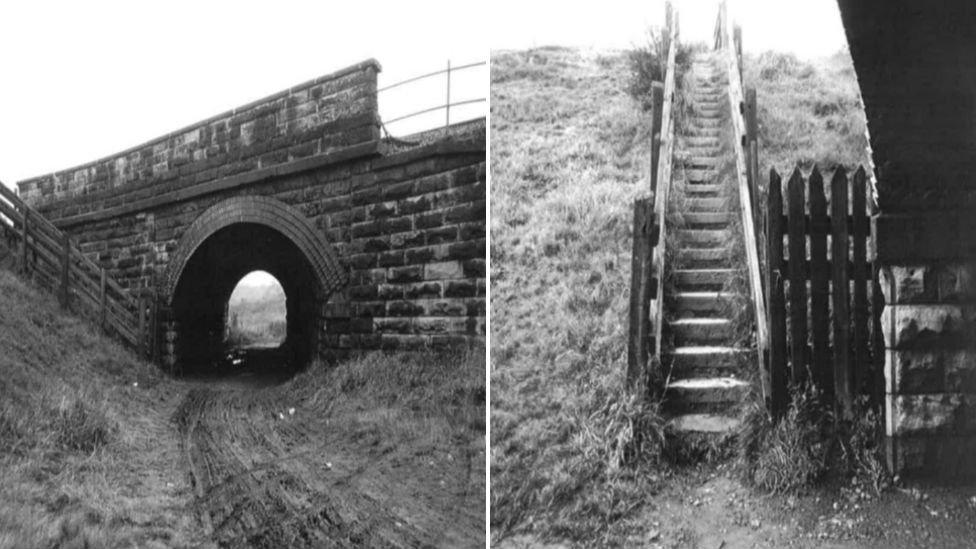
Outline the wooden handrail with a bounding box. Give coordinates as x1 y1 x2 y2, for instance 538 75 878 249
650 4 679 361
0 182 144 352
714 1 770 395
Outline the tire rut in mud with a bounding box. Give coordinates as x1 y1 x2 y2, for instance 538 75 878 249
174 388 428 548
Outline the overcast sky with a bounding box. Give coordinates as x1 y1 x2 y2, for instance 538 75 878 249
492 0 847 58
0 0 487 187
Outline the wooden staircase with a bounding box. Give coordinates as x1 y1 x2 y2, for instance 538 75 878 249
662 53 752 440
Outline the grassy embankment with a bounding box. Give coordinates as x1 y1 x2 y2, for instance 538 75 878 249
0 261 205 548
490 44 875 543
746 49 870 177
490 46 662 544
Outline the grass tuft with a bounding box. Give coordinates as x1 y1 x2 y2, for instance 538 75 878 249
737 383 831 493
53 399 115 454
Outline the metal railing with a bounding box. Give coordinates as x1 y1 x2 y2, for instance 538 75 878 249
377 60 486 133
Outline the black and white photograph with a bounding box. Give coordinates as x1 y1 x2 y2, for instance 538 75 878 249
490 0 976 547
0 1 485 547
5 0 976 547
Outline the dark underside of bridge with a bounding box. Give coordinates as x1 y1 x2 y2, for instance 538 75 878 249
171 223 320 374
837 1 976 478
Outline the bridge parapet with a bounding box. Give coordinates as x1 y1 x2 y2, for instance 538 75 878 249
18 60 381 208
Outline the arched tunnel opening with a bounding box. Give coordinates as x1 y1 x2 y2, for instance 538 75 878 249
169 222 324 379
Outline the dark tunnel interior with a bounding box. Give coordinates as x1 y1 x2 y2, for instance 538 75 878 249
170 222 322 377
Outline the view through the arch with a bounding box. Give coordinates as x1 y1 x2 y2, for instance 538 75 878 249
225 270 286 350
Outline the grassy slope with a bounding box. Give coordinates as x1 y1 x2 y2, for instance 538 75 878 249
745 49 871 178
0 266 206 548
490 45 871 543
490 47 658 543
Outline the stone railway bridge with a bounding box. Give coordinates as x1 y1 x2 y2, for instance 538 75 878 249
17 59 486 370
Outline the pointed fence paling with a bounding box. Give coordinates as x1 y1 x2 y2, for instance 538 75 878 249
765 166 882 418
0 182 150 356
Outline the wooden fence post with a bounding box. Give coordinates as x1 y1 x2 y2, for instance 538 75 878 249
99 268 107 332
138 294 146 359
745 88 758 143
767 169 788 417
649 82 664 196
21 209 29 276
627 198 656 388
61 235 70 309
150 291 159 364
831 167 853 419
787 168 808 384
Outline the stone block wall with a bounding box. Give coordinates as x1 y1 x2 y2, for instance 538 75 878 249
879 264 976 476
318 146 486 351
19 59 380 207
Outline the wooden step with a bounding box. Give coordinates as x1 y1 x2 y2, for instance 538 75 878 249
686 197 728 212
665 377 750 405
673 269 736 290
695 106 722 116
685 137 721 147
669 318 733 344
684 147 722 158
667 346 752 373
676 229 728 248
668 413 742 434
682 211 731 226
673 292 730 314
686 156 722 168
683 184 724 197
685 168 716 182
685 128 720 138
693 118 722 127
692 93 723 101
676 247 732 268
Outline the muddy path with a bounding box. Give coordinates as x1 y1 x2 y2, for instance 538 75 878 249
173 380 483 548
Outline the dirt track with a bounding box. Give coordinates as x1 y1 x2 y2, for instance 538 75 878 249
173 376 483 548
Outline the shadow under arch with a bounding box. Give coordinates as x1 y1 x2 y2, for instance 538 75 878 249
160 196 347 373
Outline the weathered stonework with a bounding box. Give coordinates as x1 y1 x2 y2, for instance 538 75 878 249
16 59 486 366
838 1 976 477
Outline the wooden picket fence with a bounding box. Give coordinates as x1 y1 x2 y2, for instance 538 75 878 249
764 166 883 418
0 182 150 356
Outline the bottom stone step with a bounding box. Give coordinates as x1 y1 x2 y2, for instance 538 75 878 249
668 413 742 433
665 377 751 404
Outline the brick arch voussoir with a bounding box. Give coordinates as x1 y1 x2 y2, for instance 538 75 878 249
161 196 346 305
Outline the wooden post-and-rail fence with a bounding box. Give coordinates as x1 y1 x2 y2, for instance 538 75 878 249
628 1 678 388
0 182 152 358
765 166 883 419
